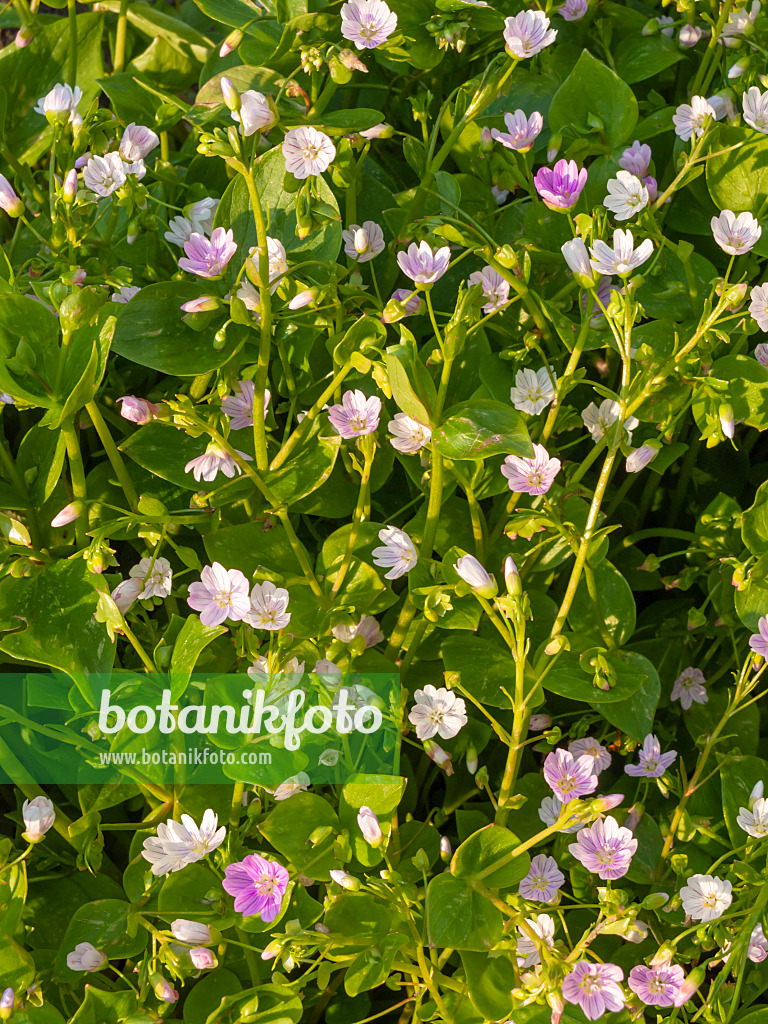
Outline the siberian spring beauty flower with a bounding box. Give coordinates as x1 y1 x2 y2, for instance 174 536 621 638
671 667 708 709
679 24 704 46
711 209 762 254
237 280 262 313
501 444 561 495
112 286 140 304
562 237 596 288
569 816 638 880
562 962 625 1020
179 227 237 277
680 874 732 921
358 806 383 846
0 175 22 218
328 390 382 437
111 577 142 613
120 123 159 162
619 140 652 177
22 796 55 842
409 685 468 740
0 989 12 1019
223 854 290 920
342 221 385 262
491 109 544 152
626 443 658 473
628 964 685 1007
756 342 768 366
332 614 384 646
749 615 768 657
721 1 760 45
603 171 649 220
673 96 716 140
397 241 451 285
743 86 768 132
569 737 611 773
534 159 587 211
221 380 271 430
582 400 638 443
171 920 213 946
232 90 276 135
341 0 397 48
749 284 768 329
467 266 510 313
737 780 768 837
748 924 768 962
503 10 557 58
187 563 251 626
66 942 107 972
165 216 196 247
191 948 215 969
51 502 82 528
538 795 581 833
454 554 497 597
559 0 587 20
382 288 424 322
35 83 81 124
516 914 555 967
247 582 291 630
129 556 173 600
519 853 565 903
372 525 418 579
283 127 336 178
589 229 653 276
388 412 431 452
272 772 310 800
543 748 598 802
189 197 218 234
82 153 126 197
510 367 557 415
185 441 251 482
624 734 677 777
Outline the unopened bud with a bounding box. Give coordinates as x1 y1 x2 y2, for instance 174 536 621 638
150 974 178 1004
466 745 478 775
219 27 243 56
545 635 569 656
0 989 13 1021
547 133 562 162
642 892 670 911
440 836 451 861
63 168 77 203
529 714 551 731
220 76 241 112
719 403 735 439
424 739 454 774
673 965 706 1007
480 126 493 153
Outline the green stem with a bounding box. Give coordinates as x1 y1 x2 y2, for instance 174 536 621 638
269 362 353 471
243 166 273 473
330 440 374 599
61 421 87 548
495 605 528 825
113 0 129 74
86 401 139 511
67 0 77 86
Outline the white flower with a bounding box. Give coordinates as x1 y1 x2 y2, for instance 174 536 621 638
120 123 159 162
111 577 142 614
22 796 55 842
516 914 555 967
671 667 708 710
581 400 639 443
408 684 468 740
128 556 173 600
247 581 291 630
603 171 649 221
749 284 768 330
171 920 213 945
538 795 581 833
165 216 196 247
141 809 226 876
82 153 126 197
454 554 496 597
568 737 611 774
756 342 768 367
246 237 288 292
510 367 557 415
67 942 107 972
589 229 653 277
679 24 705 46
188 198 218 234
388 412 432 453
233 90 276 135
721 1 760 46
748 924 768 962
372 525 418 579
737 781 768 837
340 0 398 49
680 874 732 921
319 749 340 766
467 267 510 313
342 221 385 262
672 96 715 140
273 772 310 800
35 83 82 124
331 615 383 646
112 285 140 303
503 9 557 58
283 127 336 179
561 237 596 287
237 279 262 315
711 209 762 254
185 441 252 483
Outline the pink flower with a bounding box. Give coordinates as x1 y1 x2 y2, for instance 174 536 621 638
120 123 159 162
331 615 383 646
111 577 142 614
519 853 564 903
619 140 651 177
501 443 561 495
503 9 557 57
396 241 450 285
82 153 126 197
624 734 677 778
543 748 598 802
382 289 424 323
357 806 383 845
628 964 684 1007
749 615 768 658
246 581 291 630
190 947 215 969
179 228 237 278
282 127 336 179
184 441 252 482
112 286 140 304
341 0 397 49
388 412 431 452
117 395 159 424
569 737 611 773
0 175 22 218
562 962 625 1020
559 0 588 20
491 109 543 152
221 380 271 431
181 295 221 313
568 816 638 880
222 853 290 921
51 502 82 528
467 266 509 313
233 90 276 135
711 209 762 255
534 159 587 211
66 942 107 972
342 221 385 262
671 667 708 709
187 562 252 626
328 389 381 437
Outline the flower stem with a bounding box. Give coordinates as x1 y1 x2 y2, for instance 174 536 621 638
113 0 129 74
85 401 139 511
61 420 87 547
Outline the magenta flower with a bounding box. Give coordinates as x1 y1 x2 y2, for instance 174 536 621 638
568 816 638 880
223 854 290 921
328 389 382 437
749 615 768 658
178 228 237 278
562 962 625 1020
501 443 561 495
619 140 652 177
534 159 587 211
543 748 598 802
491 110 543 153
624 734 677 778
628 964 684 1007
519 853 564 903
396 241 450 285
187 562 252 626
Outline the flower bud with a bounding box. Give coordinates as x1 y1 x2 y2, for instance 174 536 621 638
529 714 551 731
673 965 706 1007
503 555 522 596
561 238 595 289
641 892 670 911
315 922 330 934
62 168 77 203
357 806 383 847
180 294 222 314
545 634 569 656
626 442 660 473
150 974 178 1004
440 836 452 861
190 947 215 970
0 988 12 1020
219 27 243 56
453 554 497 599
329 869 360 890
51 501 85 528
171 919 213 946
728 57 749 78
117 395 160 425
588 792 624 814
748 780 764 809
480 126 493 153
719 403 735 439
642 17 659 34
547 133 562 162
220 77 241 112
0 174 23 218
14 26 32 47
424 739 454 774
466 745 478 775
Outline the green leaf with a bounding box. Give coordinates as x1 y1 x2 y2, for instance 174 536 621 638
623 813 663 883
540 636 646 704
593 652 660 739
425 873 503 951
184 970 242 1024
170 615 227 699
205 521 306 577
263 432 341 504
692 354 768 433
707 126 768 214
344 935 408 996
451 824 531 888
549 50 638 149
742 479 768 555
0 295 61 408
0 933 34 991
317 109 386 135
686 689 760 757
67 988 139 1024
112 283 245 376
119 422 230 492
339 774 406 866
720 755 768 845
189 64 285 126
568 561 636 645
433 400 534 460
260 792 339 880
441 636 516 709
385 344 435 424
460 950 514 1022
613 33 684 84
55 899 147 980
189 0 264 29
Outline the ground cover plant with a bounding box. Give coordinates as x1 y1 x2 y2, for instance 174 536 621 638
2 0 768 1021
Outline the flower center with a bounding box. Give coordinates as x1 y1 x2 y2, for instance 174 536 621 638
215 588 233 609
348 413 369 432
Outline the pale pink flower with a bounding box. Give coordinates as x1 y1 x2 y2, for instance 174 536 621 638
187 562 252 626
589 228 653 277
543 748 598 802
342 221 385 262
519 853 564 903
35 83 81 124
503 10 557 57
331 615 383 646
624 734 677 778
743 86 768 133
388 412 431 452
711 209 762 254
382 289 424 322
454 554 497 597
671 667 708 709
491 110 543 152
272 772 310 800
673 96 716 140
82 153 126 197
619 140 652 177
0 175 22 217
628 964 684 1006
120 123 159 162
558 0 587 20
569 737 611 773
516 914 555 967
171 920 213 945
748 924 768 962
569 816 638 880
283 127 336 178
749 614 768 658
467 266 510 313
190 947 215 969
357 806 383 845
756 342 768 367
185 441 251 482
328 389 381 437
112 286 140 304
626 443 658 473
341 0 397 48
372 525 418 579
563 962 625 1020
510 367 557 415
680 874 732 921
233 90 276 135
67 942 107 972
129 556 172 600
603 171 649 220
246 581 291 630
111 577 142 614
22 796 55 841
397 241 450 284
679 24 704 46
501 443 561 495
117 395 159 424
165 216 196 247
179 228 237 278
539 795 581 833
749 284 768 330
409 685 467 740
221 380 271 430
